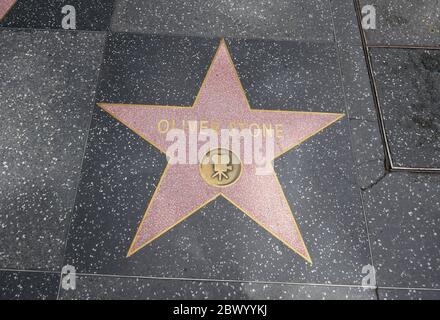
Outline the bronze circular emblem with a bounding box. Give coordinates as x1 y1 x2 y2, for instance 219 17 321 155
199 148 242 187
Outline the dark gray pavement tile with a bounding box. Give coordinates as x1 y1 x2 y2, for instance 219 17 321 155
360 0 440 46
338 43 377 121
0 30 105 270
59 275 376 300
111 0 335 41
330 0 361 45
364 173 440 289
0 0 115 31
0 270 59 300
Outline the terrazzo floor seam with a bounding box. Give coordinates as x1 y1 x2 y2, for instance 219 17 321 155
56 28 110 279
329 3 378 290
54 270 440 290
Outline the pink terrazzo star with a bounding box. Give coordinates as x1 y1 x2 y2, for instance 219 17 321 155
0 0 16 20
98 39 344 263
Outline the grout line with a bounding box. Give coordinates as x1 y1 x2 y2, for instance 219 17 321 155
351 0 385 301
0 25 339 50
60 272 440 293
330 0 381 299
108 29 337 44
329 0 377 271
2 268 438 294
0 268 59 274
367 44 440 50
55 31 110 301
67 272 378 290
55 272 64 300
0 26 108 34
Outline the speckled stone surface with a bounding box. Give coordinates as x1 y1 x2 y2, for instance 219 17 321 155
59 275 376 300
63 34 371 285
97 34 218 105
0 0 115 31
97 34 346 112
227 38 345 113
330 0 361 45
2 0 439 300
360 0 440 46
363 173 440 289
0 271 59 300
378 288 440 300
0 29 105 270
333 14 387 190
338 43 377 121
111 0 334 41
370 48 440 168
349 119 386 190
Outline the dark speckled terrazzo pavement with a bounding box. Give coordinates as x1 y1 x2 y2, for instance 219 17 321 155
0 0 115 30
359 0 440 46
0 0 439 300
